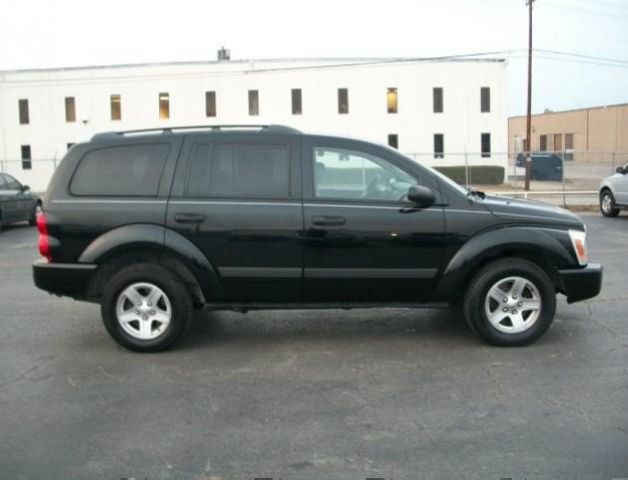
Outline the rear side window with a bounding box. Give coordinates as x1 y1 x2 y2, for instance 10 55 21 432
186 143 290 198
71 144 169 196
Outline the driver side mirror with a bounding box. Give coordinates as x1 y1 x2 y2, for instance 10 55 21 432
21 184 30 191
407 185 435 208
616 166 626 175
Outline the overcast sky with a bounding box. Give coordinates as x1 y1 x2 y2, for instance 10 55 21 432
1 0 627 116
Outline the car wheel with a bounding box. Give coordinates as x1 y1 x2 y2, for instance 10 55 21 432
101 263 193 352
600 189 620 217
463 258 556 346
28 203 40 226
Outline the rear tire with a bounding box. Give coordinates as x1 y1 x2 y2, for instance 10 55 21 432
463 258 556 346
101 263 193 352
600 189 620 217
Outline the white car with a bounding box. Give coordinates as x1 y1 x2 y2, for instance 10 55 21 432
599 163 628 217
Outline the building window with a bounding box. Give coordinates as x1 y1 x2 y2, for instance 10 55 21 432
565 133 574 150
433 87 443 113
565 133 574 161
387 88 398 114
21 145 32 170
205 91 216 117
67 143 75 151
248 90 259 116
291 89 302 115
19 99 29 125
540 134 548 152
481 87 491 113
110 94 121 121
159 93 170 119
338 88 349 114
553 133 562 152
65 97 76 123
481 133 491 158
388 134 398 149
434 134 444 158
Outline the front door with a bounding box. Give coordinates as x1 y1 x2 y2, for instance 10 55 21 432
0 174 22 223
302 140 446 303
166 134 303 303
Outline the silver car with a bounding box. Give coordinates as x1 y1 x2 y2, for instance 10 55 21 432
600 163 628 217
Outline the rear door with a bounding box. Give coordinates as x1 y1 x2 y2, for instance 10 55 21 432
166 133 303 304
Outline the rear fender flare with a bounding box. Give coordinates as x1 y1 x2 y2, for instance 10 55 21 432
79 224 222 301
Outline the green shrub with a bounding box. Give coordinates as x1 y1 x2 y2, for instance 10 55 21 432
434 165 504 185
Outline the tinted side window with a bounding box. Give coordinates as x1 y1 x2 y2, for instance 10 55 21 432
4 175 21 190
186 143 290 199
71 144 169 196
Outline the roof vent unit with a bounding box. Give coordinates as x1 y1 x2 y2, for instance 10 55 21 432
217 47 230 61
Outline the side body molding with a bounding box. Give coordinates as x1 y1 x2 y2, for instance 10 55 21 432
434 226 575 300
78 224 222 301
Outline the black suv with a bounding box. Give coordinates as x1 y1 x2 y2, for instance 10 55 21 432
33 125 602 351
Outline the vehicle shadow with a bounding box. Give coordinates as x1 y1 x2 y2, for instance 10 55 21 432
177 307 475 350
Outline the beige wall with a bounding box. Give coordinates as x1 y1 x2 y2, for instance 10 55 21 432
508 103 628 162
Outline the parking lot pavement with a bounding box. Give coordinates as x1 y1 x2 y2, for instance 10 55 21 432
1 214 627 480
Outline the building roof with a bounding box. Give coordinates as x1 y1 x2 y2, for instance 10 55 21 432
0 56 506 76
509 101 628 120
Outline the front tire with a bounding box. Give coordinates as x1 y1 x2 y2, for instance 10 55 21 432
600 189 620 217
101 263 193 352
463 258 556 346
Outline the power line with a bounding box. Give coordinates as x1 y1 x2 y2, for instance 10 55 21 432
544 2 628 21
558 0 628 10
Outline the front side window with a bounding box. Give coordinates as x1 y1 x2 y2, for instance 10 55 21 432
313 147 415 202
3 174 21 190
71 144 169 196
186 143 289 198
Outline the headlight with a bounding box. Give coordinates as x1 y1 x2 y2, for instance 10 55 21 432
569 229 588 266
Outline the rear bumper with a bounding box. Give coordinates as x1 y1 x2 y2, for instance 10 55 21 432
558 263 603 303
33 260 97 300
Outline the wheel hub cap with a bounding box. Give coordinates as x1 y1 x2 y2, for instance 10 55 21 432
484 276 541 334
115 282 172 340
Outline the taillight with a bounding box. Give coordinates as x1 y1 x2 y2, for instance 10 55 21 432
37 212 52 262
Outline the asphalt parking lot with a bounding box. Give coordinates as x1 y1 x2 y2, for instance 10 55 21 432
1 213 627 479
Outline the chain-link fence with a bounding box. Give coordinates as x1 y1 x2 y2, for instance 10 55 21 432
2 151 626 205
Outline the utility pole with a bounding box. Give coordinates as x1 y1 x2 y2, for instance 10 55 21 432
524 0 536 191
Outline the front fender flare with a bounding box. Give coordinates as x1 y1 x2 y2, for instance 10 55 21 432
434 226 575 300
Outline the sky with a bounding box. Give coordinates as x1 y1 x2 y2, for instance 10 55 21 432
1 0 627 116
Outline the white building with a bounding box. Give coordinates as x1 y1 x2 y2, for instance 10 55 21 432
0 56 507 191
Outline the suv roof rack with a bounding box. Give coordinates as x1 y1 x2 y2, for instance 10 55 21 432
91 124 300 141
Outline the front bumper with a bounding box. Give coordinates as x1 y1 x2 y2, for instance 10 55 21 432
558 263 602 303
33 260 97 300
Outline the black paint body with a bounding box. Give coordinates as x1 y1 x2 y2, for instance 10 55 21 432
33 127 602 308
